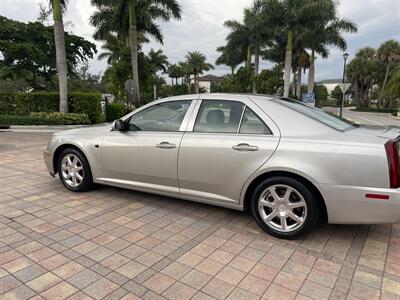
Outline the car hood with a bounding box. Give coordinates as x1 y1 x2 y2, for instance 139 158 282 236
55 123 112 136
346 125 400 140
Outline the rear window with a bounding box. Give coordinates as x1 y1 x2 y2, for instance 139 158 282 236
276 98 356 131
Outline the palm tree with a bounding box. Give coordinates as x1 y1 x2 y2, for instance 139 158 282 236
268 0 338 97
305 19 357 94
51 0 68 112
377 40 400 108
148 49 168 100
167 64 182 86
91 0 181 107
185 52 213 94
347 47 384 108
223 20 252 68
179 61 193 93
294 50 310 98
215 46 243 75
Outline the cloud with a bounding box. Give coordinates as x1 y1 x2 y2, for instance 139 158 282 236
1 0 399 81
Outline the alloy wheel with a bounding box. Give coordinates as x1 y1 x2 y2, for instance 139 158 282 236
60 154 84 188
257 184 307 233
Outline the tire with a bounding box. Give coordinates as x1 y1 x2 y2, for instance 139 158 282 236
57 148 93 192
250 176 320 239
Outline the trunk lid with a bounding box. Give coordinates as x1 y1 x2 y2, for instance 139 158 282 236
346 125 400 140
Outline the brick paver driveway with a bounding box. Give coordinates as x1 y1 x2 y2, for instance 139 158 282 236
1 131 399 300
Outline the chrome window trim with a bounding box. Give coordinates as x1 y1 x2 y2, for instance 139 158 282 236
186 97 276 136
179 99 198 132
236 105 247 133
116 99 196 133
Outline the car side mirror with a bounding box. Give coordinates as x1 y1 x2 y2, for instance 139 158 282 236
113 119 127 131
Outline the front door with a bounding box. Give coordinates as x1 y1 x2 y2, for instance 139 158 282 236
101 99 194 195
178 97 280 204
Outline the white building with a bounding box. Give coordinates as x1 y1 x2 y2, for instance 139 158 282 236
316 79 350 96
196 75 223 93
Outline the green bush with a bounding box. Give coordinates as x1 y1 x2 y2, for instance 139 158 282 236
0 92 102 123
69 93 102 124
352 107 398 113
0 112 90 125
314 85 328 102
106 102 133 122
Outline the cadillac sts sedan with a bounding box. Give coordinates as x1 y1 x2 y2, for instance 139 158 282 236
44 94 400 239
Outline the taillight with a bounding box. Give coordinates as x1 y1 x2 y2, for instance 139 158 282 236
385 139 400 188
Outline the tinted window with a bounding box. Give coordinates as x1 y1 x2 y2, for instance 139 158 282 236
239 107 272 134
129 100 191 131
194 100 245 133
277 99 356 131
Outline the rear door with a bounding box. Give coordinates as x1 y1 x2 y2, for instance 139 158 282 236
178 95 280 205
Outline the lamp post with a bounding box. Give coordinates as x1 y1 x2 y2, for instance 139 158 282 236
340 52 349 118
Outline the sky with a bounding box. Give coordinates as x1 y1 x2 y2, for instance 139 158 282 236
1 0 399 82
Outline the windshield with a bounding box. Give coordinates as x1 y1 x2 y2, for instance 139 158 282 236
276 98 357 131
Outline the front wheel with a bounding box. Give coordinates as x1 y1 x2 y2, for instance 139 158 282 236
58 148 93 192
250 177 320 239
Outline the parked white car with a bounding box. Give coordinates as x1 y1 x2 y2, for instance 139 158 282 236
44 94 400 239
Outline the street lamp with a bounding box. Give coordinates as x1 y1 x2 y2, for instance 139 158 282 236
340 52 349 118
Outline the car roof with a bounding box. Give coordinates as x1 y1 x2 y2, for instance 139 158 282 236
159 93 276 102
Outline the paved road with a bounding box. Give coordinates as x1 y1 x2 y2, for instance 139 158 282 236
1 131 399 300
324 106 400 127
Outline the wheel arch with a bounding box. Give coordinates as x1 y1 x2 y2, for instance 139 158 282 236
53 144 92 175
242 170 328 220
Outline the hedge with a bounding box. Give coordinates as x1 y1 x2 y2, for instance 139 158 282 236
0 112 90 125
106 102 133 122
0 92 102 123
352 107 398 113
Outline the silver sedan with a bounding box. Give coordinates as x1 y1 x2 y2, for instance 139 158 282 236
44 94 400 239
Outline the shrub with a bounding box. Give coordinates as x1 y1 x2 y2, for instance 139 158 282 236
352 107 398 113
106 102 133 122
314 85 328 102
0 112 90 125
0 92 102 123
69 93 102 124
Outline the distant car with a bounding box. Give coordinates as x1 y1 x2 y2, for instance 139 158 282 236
44 94 400 239
371 99 378 104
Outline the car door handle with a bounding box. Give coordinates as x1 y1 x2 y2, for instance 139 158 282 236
232 143 258 151
156 142 176 149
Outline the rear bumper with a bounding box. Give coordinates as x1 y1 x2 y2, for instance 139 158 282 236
43 150 55 177
320 184 400 224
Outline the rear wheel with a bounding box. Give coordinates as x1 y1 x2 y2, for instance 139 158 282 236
58 148 93 192
250 176 320 239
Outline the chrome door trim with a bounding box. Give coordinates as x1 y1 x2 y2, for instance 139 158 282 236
179 99 198 132
186 99 203 132
232 143 259 151
156 142 176 149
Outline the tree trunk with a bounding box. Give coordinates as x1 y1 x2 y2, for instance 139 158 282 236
194 73 199 94
52 0 68 113
292 72 296 96
378 63 390 109
253 44 259 94
153 82 157 100
283 31 293 98
296 67 302 99
246 46 252 68
231 66 235 76
129 0 140 107
307 49 315 94
354 81 359 107
187 74 191 93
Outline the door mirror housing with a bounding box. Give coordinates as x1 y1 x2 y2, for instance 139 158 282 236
113 119 127 131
